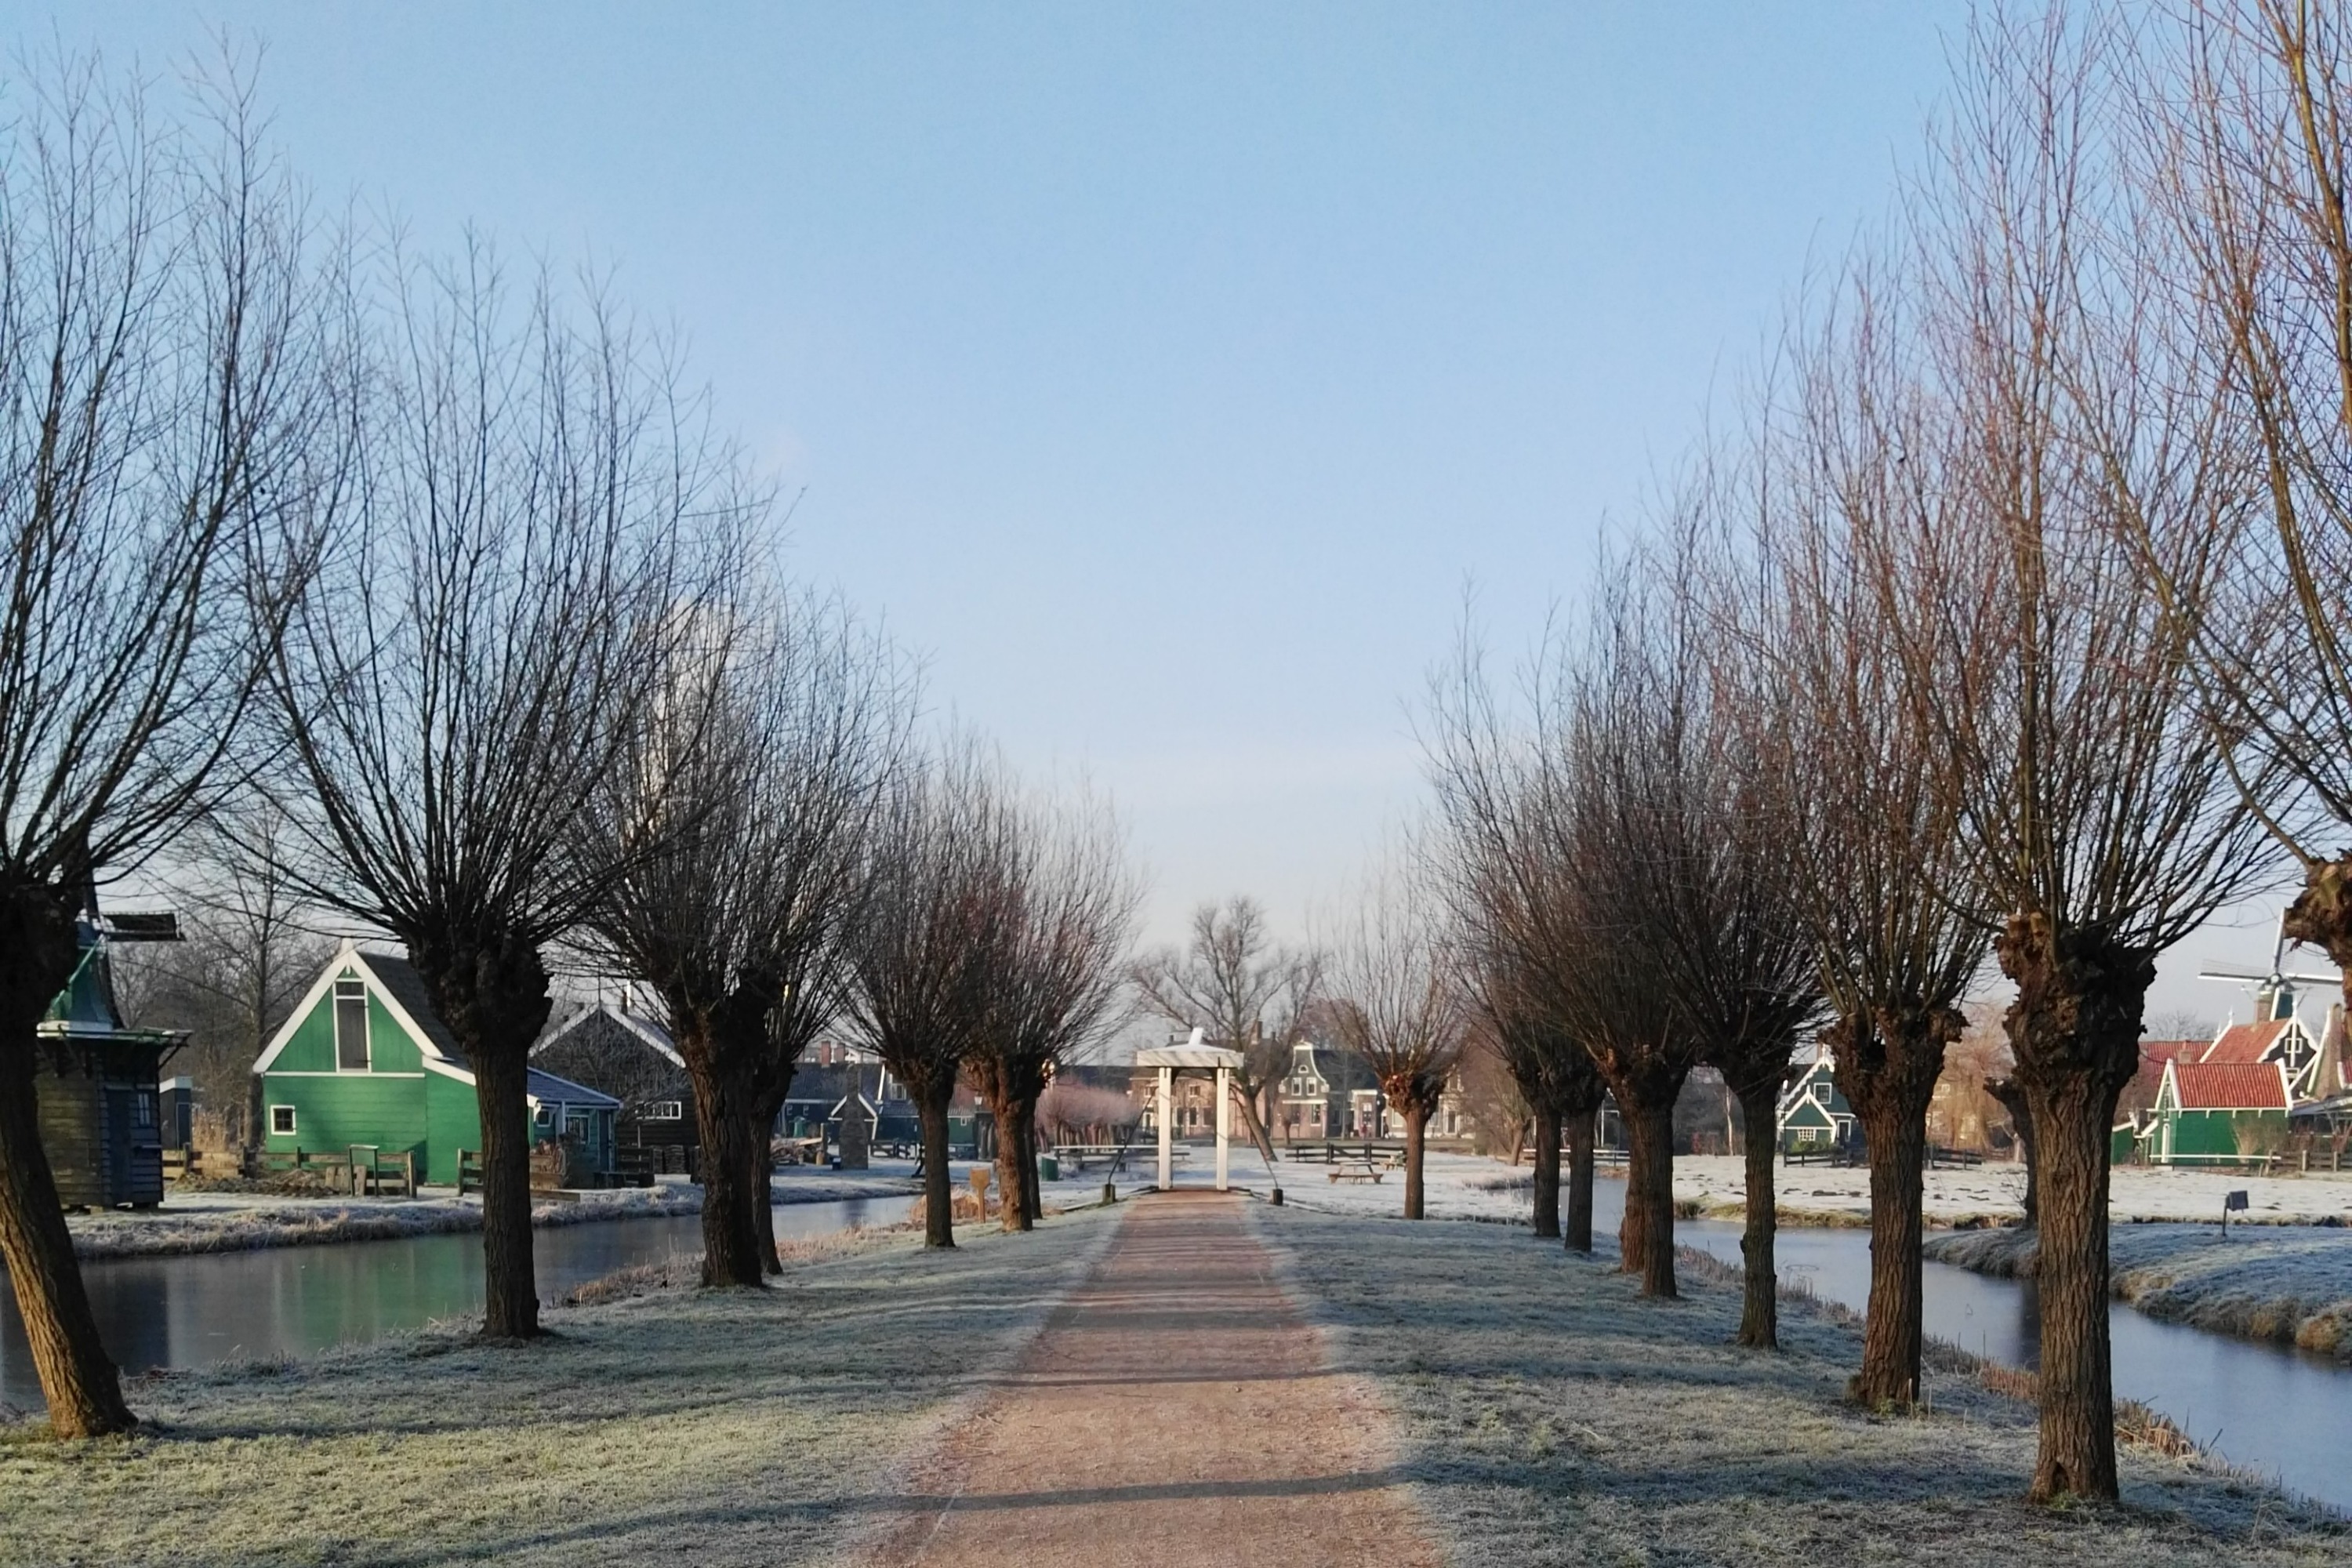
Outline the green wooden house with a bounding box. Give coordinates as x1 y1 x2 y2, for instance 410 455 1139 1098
2135 1058 2292 1166
253 944 619 1185
1775 1052 1856 1153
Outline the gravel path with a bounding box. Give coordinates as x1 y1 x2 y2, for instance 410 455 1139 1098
852 1190 1444 1568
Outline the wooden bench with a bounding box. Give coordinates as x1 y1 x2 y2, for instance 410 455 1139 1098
1328 1161 1384 1184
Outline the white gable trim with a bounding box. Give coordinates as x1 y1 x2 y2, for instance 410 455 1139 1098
252 941 363 1076
253 943 462 1076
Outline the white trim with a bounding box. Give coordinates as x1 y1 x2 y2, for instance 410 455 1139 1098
422 1055 475 1086
255 944 463 1077
269 1105 297 1136
264 1070 426 1080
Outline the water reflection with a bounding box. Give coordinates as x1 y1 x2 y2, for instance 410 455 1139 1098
0 1197 875 1413
1664 1202 2352 1513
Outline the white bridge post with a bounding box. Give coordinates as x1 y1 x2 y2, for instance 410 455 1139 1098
1215 1064 1231 1191
1157 1065 1173 1191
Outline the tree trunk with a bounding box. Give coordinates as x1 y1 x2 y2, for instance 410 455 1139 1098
469 1045 541 1339
1836 1008 1956 1409
2022 1070 2122 1501
1620 1098 1678 1297
1529 1102 1561 1240
0 1044 135 1437
990 1087 1030 1233
916 1079 956 1248
1019 1107 1042 1227
1402 1101 1428 1219
1998 912 2147 1504
1563 1103 1596 1254
681 1047 767 1287
1735 1079 1780 1348
753 1077 792 1276
1853 1091 1928 1404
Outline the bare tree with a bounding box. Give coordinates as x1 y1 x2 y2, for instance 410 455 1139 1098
1457 931 1606 1249
1327 848 1467 1220
1739 270 1986 1399
967 786 1139 1233
586 593 906 1283
1424 572 1708 1295
845 742 1022 1248
1889 7 2275 1499
0 53 319 1436
264 245 738 1339
1130 896 1321 1148
2147 4 2352 1084
114 806 336 1145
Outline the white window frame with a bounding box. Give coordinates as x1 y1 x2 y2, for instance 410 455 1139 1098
643 1100 684 1121
270 1105 297 1136
334 978 371 1073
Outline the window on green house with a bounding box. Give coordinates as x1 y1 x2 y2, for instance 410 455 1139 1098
270 1105 296 1136
335 979 369 1071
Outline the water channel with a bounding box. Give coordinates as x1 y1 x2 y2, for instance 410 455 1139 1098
0 1196 880 1414
9 1182 2352 1515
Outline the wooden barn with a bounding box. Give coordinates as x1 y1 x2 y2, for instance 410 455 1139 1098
34 906 186 1210
253 944 619 1186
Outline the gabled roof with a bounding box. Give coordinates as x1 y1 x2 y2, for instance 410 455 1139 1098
254 942 466 1074
533 1000 684 1068
2203 1019 2294 1066
2140 1039 2205 1067
2166 1060 2290 1111
416 1053 622 1110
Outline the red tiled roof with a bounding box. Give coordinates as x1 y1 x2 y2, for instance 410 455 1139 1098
2203 1020 2291 1065
2170 1061 2289 1111
2134 1041 2203 1096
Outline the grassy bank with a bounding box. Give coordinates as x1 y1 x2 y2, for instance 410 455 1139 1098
63 1174 920 1261
1 1206 1116 1566
1254 1204 2348 1565
1926 1222 2352 1360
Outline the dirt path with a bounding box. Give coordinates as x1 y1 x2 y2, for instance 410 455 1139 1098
851 1190 1446 1568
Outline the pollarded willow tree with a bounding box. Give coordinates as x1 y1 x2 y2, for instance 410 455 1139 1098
267 246 739 1338
1425 557 1708 1296
967 786 1138 1233
1327 848 1468 1221
2151 1 2352 1044
1739 269 1987 1403
845 742 1023 1248
1457 929 1606 1249
0 55 321 1436
586 592 909 1283
1889 8 2275 1500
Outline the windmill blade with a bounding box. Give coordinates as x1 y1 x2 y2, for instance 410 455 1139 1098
2200 969 2270 982
2284 972 2343 985
2275 911 2292 972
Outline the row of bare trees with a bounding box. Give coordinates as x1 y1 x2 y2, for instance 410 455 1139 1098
1421 0 2352 1507
0 47 1142 1440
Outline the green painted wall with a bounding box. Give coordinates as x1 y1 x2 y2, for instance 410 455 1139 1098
270 976 347 1073
260 1073 426 1164
426 1071 481 1184
2161 1107 2284 1160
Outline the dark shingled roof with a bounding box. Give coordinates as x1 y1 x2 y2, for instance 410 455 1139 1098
361 951 469 1064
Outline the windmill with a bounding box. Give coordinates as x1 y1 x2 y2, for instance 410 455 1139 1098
2200 913 2339 1025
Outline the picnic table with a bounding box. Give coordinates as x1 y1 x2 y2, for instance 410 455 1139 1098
1327 1160 1385 1185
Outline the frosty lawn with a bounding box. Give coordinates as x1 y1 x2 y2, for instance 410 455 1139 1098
1254 1203 2349 1565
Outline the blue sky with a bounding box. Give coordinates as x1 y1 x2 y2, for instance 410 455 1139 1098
23 3 2303 1024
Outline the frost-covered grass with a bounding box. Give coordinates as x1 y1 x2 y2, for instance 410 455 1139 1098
1 1204 1118 1567
1669 1155 2352 1228
66 1170 920 1260
1926 1222 2352 1362
1254 1203 2350 1566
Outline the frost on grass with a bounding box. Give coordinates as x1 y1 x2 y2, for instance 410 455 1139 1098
1928 1222 2352 1360
64 1171 921 1260
1254 1205 2349 1566
0 1207 1115 1568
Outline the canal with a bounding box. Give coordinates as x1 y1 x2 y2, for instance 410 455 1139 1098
0 1196 882 1414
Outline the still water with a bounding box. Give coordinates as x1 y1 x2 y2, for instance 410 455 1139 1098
0 1196 877 1413
1664 1203 2352 1513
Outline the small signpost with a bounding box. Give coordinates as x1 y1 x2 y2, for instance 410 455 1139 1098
2223 1189 2249 1236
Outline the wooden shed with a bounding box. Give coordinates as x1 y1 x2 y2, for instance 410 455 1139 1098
35 910 187 1210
